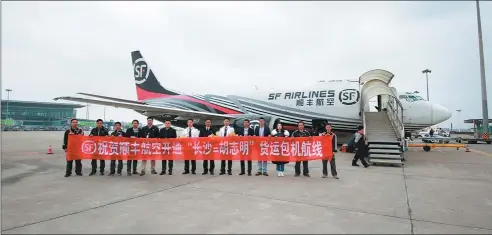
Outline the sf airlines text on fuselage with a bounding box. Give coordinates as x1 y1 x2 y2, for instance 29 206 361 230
268 90 336 100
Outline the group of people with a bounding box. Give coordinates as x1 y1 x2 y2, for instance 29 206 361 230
62 116 370 179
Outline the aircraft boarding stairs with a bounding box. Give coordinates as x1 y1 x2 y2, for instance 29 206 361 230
359 69 405 167
365 112 404 166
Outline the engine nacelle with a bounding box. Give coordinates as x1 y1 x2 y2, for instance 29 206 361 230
231 115 280 131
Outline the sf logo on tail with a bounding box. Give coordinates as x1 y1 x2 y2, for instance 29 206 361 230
134 58 150 85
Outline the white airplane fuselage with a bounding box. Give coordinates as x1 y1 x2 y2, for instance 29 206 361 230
55 51 452 137
143 80 451 133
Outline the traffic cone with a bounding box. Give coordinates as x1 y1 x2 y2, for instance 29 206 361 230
47 145 53 154
465 145 470 152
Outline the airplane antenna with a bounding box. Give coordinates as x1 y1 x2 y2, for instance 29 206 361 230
253 85 259 91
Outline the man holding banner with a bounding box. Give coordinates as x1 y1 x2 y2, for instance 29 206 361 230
63 118 84 177
89 119 109 176
139 117 160 176
64 121 335 178
319 123 339 179
238 119 254 176
125 120 141 176
109 122 127 176
199 119 216 175
291 121 311 177
159 120 177 175
180 119 200 174
254 117 271 176
218 117 235 175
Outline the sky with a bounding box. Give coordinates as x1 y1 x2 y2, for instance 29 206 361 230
2 1 491 129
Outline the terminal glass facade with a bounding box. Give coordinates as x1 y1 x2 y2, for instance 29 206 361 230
1 100 84 128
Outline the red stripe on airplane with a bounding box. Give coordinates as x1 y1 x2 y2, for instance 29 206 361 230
136 86 242 114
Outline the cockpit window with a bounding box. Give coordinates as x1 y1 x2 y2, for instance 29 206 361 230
407 95 425 102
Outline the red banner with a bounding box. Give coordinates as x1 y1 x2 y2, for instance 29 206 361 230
66 135 333 161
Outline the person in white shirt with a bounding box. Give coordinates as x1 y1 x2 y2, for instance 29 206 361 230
181 119 200 174
218 117 235 175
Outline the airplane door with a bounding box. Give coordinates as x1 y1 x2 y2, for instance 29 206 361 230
312 119 328 133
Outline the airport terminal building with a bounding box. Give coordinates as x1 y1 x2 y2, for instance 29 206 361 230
1 100 84 130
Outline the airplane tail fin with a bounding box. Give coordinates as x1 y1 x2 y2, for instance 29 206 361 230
131 51 180 101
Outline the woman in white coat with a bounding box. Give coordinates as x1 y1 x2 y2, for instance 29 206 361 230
271 123 290 177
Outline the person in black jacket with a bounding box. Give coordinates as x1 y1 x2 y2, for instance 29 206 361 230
139 117 160 176
318 123 339 179
352 125 370 168
109 122 127 176
200 119 216 175
254 117 271 176
159 120 177 175
291 121 311 177
237 119 255 176
63 118 84 177
89 119 109 176
125 120 141 175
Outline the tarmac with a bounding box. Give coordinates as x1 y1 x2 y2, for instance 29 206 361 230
1 131 492 234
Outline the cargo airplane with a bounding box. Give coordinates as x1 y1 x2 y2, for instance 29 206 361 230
54 51 452 137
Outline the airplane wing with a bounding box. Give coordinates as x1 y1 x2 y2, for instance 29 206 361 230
77 92 144 105
53 96 236 120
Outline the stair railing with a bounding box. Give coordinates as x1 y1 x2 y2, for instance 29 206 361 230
385 93 404 139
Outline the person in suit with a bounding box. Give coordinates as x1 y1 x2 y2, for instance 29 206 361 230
63 118 84 177
159 120 178 175
237 119 255 176
200 118 216 175
271 122 290 177
139 117 160 176
109 122 128 176
218 117 235 175
125 119 141 176
254 117 271 176
89 119 109 176
180 119 200 174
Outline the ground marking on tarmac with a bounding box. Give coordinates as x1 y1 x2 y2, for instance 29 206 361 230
23 152 40 155
469 148 492 157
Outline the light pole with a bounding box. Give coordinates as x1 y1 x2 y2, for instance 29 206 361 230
5 89 12 120
476 0 489 137
456 109 462 132
422 69 431 101
86 103 89 120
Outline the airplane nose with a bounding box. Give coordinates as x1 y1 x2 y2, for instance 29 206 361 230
432 103 452 124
